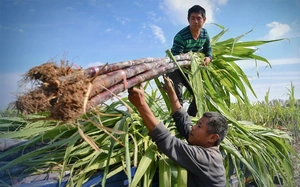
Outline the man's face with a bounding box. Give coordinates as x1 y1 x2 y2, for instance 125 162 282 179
188 12 206 30
188 117 216 147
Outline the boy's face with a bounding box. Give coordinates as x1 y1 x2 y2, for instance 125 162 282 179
188 116 218 147
188 12 206 30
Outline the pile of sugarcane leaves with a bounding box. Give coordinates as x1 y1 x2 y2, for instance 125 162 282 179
15 50 195 121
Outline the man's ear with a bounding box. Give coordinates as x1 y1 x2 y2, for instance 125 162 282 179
208 134 219 144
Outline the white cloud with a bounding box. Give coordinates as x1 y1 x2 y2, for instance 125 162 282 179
65 7 73 11
245 81 300 102
250 71 300 81
217 0 228 5
150 25 166 44
147 11 156 17
105 28 113 32
235 58 300 70
86 61 105 68
233 57 300 101
18 28 23 33
267 58 300 66
139 24 147 35
133 2 142 7
160 0 228 25
147 11 164 22
292 20 299 26
264 22 291 40
287 20 300 39
114 16 130 25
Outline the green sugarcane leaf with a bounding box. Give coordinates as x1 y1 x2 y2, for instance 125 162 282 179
131 144 157 187
0 127 54 139
0 136 74 171
102 117 125 186
225 60 257 98
176 164 187 187
231 39 285 47
159 156 171 187
210 27 228 45
154 77 171 113
190 53 205 115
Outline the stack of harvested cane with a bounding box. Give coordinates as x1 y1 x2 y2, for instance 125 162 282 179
15 51 200 121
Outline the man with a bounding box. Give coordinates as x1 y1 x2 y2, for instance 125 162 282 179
167 5 212 117
128 76 228 187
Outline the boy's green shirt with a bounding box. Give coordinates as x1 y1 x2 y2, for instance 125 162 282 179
171 26 212 59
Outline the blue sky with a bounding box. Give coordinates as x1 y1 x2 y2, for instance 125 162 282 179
0 0 300 109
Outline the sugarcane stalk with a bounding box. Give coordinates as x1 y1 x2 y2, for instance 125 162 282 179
84 53 191 77
89 57 190 98
86 60 191 109
54 53 192 89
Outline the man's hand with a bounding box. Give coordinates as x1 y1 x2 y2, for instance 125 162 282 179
128 84 160 131
160 76 174 94
128 84 147 108
203 57 211 66
161 75 182 113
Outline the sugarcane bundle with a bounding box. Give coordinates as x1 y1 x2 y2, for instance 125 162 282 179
14 51 202 121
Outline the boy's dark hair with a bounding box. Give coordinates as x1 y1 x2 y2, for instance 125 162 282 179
203 112 228 146
188 5 206 19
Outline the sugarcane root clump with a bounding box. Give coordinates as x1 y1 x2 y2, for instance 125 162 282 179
15 87 55 114
15 60 91 121
50 80 90 121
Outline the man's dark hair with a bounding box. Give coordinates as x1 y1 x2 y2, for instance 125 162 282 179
203 112 228 145
188 5 206 19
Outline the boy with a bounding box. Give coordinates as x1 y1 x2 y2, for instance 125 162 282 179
167 5 212 117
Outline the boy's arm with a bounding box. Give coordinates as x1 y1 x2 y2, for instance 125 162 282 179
171 34 185 56
203 30 212 66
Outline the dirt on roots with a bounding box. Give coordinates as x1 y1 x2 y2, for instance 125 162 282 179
14 60 92 121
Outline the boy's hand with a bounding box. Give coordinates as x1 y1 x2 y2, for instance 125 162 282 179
203 57 211 66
